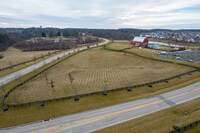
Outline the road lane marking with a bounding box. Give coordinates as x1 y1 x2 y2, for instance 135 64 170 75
29 87 200 133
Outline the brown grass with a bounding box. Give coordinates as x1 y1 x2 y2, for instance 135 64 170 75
108 43 133 50
0 72 199 128
0 48 58 77
5 46 192 104
0 42 199 128
94 98 200 133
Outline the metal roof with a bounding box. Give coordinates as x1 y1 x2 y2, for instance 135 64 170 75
133 36 147 42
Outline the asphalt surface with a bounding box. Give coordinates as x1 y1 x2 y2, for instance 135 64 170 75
158 49 200 62
1 82 200 133
149 41 186 48
0 39 109 85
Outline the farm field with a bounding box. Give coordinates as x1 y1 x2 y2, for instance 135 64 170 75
1 72 200 128
113 40 131 43
109 43 200 67
0 48 56 68
5 46 192 104
0 48 58 77
108 42 133 50
94 98 200 133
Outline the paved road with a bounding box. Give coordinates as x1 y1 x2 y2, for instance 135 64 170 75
0 39 109 85
1 82 200 133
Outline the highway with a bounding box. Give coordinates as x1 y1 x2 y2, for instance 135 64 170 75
1 82 199 133
0 39 109 86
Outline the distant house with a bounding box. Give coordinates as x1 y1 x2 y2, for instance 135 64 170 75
131 36 149 47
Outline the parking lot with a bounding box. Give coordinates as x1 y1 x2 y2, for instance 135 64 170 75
158 50 200 62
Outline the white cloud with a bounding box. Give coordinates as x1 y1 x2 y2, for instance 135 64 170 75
0 0 200 28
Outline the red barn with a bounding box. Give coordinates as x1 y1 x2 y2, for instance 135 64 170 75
131 37 149 47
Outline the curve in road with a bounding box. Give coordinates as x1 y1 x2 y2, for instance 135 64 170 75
0 39 109 86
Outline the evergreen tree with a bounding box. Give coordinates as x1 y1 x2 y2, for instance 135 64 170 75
41 32 46 37
57 32 61 36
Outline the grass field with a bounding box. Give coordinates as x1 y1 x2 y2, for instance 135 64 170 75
0 48 58 77
0 72 200 128
0 43 200 128
0 42 199 129
0 48 56 68
113 40 131 43
182 124 200 133
94 98 200 133
123 46 200 67
108 42 133 50
5 45 192 104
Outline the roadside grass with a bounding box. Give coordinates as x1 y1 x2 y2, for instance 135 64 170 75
0 52 74 104
181 124 200 133
94 98 200 133
0 41 103 77
0 42 199 128
5 47 191 104
0 48 58 77
0 71 199 128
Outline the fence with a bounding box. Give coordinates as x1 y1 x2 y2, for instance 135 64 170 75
169 120 200 133
0 50 60 72
3 69 199 108
104 45 199 69
2 44 103 108
2 44 200 109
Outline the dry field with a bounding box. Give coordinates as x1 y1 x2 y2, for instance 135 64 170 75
6 47 191 104
108 43 133 50
0 48 56 69
124 46 200 67
0 48 57 77
113 40 131 43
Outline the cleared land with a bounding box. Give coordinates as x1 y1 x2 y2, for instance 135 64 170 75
0 48 58 77
6 45 192 104
0 48 56 68
94 98 200 133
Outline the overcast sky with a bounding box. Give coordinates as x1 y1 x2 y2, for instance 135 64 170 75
0 0 200 29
